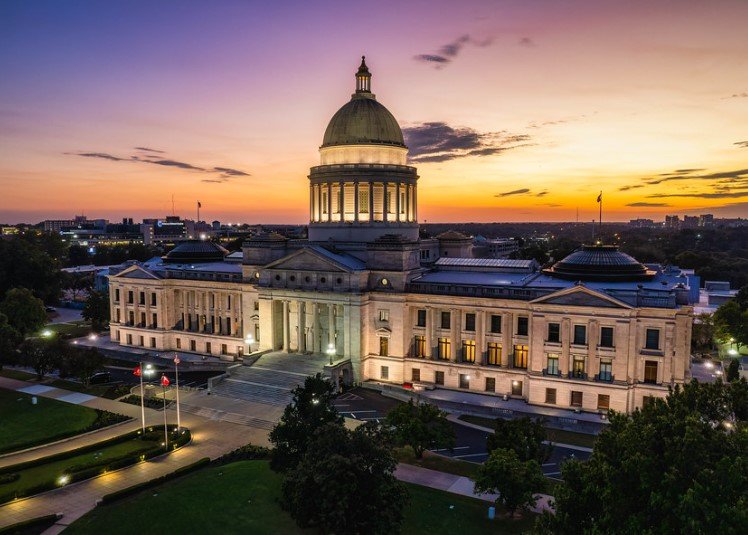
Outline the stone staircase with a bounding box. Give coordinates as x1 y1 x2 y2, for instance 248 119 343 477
209 352 329 407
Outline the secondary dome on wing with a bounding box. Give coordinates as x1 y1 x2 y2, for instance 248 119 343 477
163 240 228 263
321 56 406 149
544 245 655 281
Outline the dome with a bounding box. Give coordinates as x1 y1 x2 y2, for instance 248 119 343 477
321 56 405 149
544 245 655 281
163 240 228 263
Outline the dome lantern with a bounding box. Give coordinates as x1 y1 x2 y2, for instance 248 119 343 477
355 55 371 94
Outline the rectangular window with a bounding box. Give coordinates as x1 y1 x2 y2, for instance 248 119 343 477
435 371 445 385
517 316 529 336
116 309 121 322
413 335 426 357
597 394 610 410
412 368 420 382
600 326 614 348
545 388 557 404
253 301 259 311
227 296 231 311
176 338 181 349
359 189 369 214
511 380 523 396
322 191 328 215
573 324 587 345
152 313 157 329
126 334 132 345
599 359 613 381
150 337 156 348
644 360 658 383
487 342 501 366
221 344 228 355
127 291 133 304
380 366 389 380
128 311 134 325
547 322 560 343
438 338 451 360
416 309 427 327
206 342 212 354
462 340 476 363
546 354 559 376
485 377 496 392
513 344 528 369
115 289 120 302
645 329 660 350
572 355 586 378
571 391 583 407
458 374 470 389
440 311 451 330
464 313 476 332
379 309 389 322
150 293 157 306
190 340 196 351
490 314 502 333
138 336 144 347
379 337 389 357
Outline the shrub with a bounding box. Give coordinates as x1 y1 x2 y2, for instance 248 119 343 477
217 444 271 464
0 473 19 485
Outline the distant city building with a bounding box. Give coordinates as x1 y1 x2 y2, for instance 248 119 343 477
628 218 656 228
698 214 714 227
665 215 680 228
682 215 699 228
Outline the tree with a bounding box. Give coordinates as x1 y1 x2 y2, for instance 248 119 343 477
0 287 48 337
269 373 342 472
385 399 455 458
691 313 715 352
0 313 21 369
474 448 545 518
486 417 552 464
20 338 61 379
82 290 110 331
0 234 63 303
282 422 408 534
714 300 748 350
60 346 104 386
726 358 740 382
536 380 748 534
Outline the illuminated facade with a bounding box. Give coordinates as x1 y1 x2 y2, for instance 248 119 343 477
109 58 694 413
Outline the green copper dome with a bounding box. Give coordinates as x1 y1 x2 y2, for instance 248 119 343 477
321 57 406 149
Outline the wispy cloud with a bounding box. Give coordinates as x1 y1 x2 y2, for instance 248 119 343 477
536 190 548 197
619 184 644 191
723 91 748 99
626 202 671 207
734 141 748 149
414 34 493 69
518 37 535 47
496 188 530 197
403 122 531 163
644 167 748 185
68 149 249 183
647 191 748 199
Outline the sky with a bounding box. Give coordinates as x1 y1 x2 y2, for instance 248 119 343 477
1 0 747 224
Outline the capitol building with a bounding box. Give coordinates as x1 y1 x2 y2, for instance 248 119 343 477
109 58 694 413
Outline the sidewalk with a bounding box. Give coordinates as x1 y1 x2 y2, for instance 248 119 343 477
0 377 270 531
395 463 554 514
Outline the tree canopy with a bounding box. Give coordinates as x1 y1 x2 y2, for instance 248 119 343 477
475 447 545 518
82 290 110 331
0 287 48 337
486 416 552 464
385 399 455 458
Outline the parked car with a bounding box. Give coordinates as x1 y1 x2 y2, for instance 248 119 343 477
45 306 57 313
89 372 111 384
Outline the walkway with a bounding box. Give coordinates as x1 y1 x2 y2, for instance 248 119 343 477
0 377 270 532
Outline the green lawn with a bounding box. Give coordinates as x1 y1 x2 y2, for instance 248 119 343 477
0 388 99 454
0 437 158 502
458 415 597 449
45 321 92 339
67 461 534 534
0 368 37 381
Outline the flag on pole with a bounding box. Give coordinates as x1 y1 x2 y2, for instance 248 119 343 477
133 365 141 377
160 374 170 387
197 201 202 208
173 355 180 365
597 192 602 203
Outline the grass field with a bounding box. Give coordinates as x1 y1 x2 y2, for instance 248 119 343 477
458 415 598 449
0 387 99 454
0 368 37 381
67 460 534 534
46 321 92 339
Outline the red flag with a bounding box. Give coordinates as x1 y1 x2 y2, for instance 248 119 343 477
133 365 141 377
160 374 170 387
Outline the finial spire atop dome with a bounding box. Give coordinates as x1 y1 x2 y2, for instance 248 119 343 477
355 55 372 94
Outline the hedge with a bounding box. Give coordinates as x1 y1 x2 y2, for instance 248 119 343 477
0 513 60 535
215 444 271 464
100 456 210 504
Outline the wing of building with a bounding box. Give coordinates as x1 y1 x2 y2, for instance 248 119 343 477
109 57 694 413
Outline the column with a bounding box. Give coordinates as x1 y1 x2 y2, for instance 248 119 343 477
395 182 401 221
561 317 571 376
369 182 374 220
327 304 335 351
353 182 359 222
451 308 460 362
327 183 332 222
297 301 306 352
312 302 319 353
476 310 486 365
282 300 290 352
383 183 388 223
429 308 438 359
501 312 513 367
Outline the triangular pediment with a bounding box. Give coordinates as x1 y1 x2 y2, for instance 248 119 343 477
111 265 161 280
264 248 349 273
376 327 392 336
531 285 632 309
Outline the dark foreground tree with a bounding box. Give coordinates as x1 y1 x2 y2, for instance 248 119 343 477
60 346 104 386
82 290 110 331
385 399 455 458
282 422 408 534
0 288 48 337
474 447 545 518
269 373 342 472
486 416 552 463
20 338 62 379
0 313 21 369
536 380 748 534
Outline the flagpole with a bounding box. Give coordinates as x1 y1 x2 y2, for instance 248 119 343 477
139 361 145 433
197 201 200 223
599 190 603 241
174 354 181 430
161 375 169 449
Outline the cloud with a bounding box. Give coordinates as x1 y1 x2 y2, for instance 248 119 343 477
647 191 748 199
618 184 644 191
414 34 493 68
734 141 748 149
645 167 748 185
543 203 562 207
536 190 548 197
626 202 671 207
518 37 535 47
724 92 748 99
496 188 531 197
68 149 249 182
403 122 531 163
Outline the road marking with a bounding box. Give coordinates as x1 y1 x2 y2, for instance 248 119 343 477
542 463 556 467
432 446 470 452
453 453 489 459
544 471 561 476
346 410 378 413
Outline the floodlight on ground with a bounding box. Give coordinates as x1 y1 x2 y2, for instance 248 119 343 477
705 361 714 369
58 475 70 486
88 333 98 341
41 329 53 338
728 348 738 356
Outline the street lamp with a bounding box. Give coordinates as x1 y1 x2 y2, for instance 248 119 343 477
41 329 53 338
245 334 254 351
326 342 335 366
88 333 98 341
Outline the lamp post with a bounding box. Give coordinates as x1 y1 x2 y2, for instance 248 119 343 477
160 374 170 448
245 334 254 355
326 342 335 366
173 354 181 431
133 362 154 433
